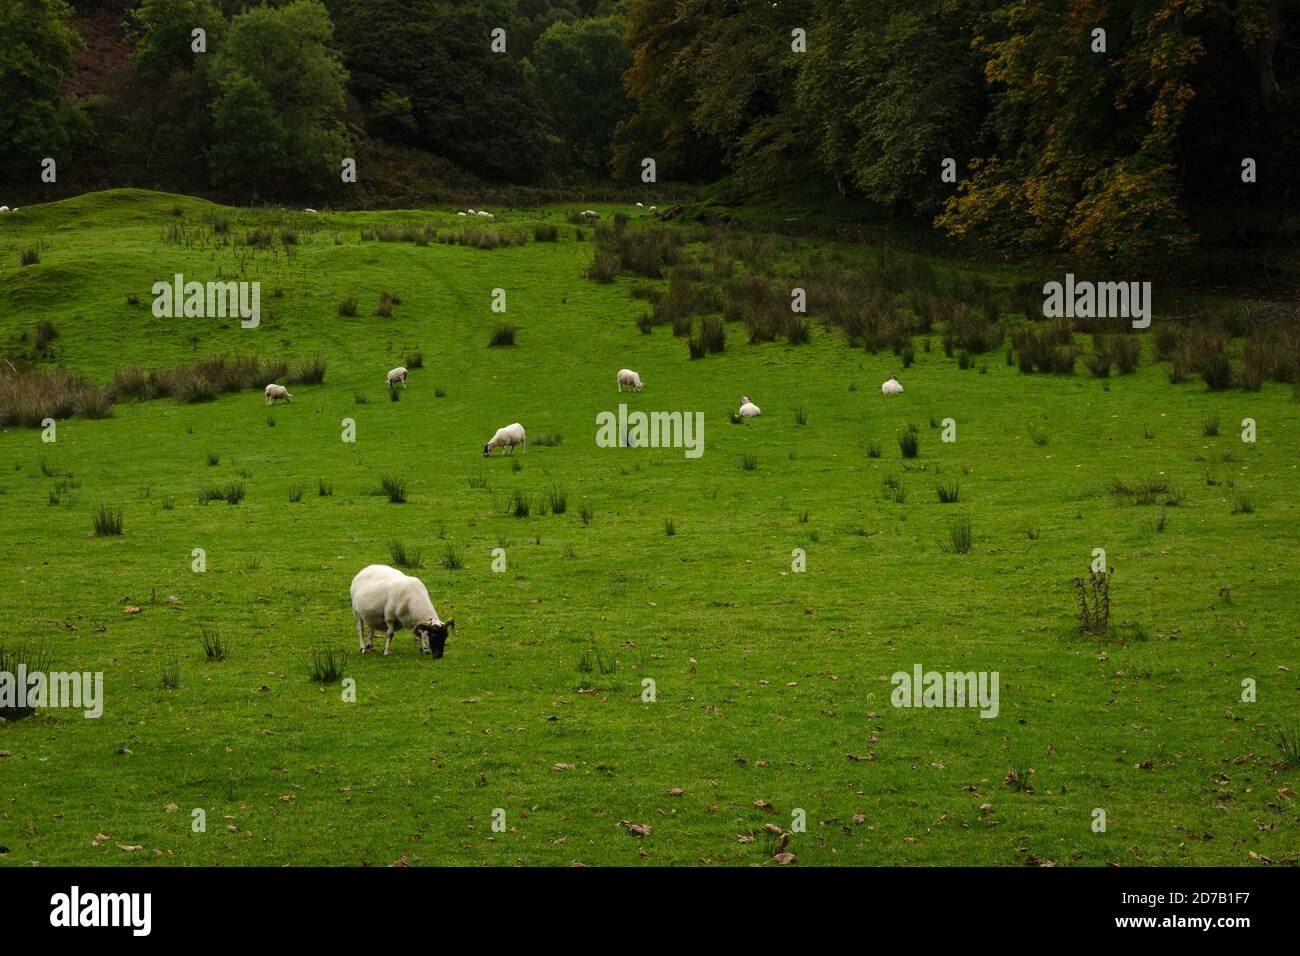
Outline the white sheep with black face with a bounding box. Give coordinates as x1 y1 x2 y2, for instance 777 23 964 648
881 376 904 395
350 564 455 657
264 383 293 405
738 395 761 417
484 422 526 456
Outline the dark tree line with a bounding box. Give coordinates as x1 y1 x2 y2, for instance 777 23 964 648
2 0 1296 267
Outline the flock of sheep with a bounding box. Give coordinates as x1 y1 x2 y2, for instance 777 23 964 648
323 356 904 658
251 203 905 662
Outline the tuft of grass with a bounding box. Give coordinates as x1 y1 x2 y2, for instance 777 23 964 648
1266 722 1300 769
664 517 676 536
266 414 277 428
794 406 807 426
941 515 972 554
898 427 919 459
389 539 422 569
308 645 349 684
288 484 303 503
532 432 564 447
338 297 358 317
1202 414 1220 437
206 452 221 467
1073 567 1112 636
468 469 489 490
380 476 407 503
223 481 245 505
867 441 882 458
936 478 960 503
510 489 532 518
1029 427 1050 446
548 484 568 514
199 627 228 662
488 323 518 347
374 291 397 317
0 642 54 718
317 478 333 497
160 651 182 690
92 503 124 536
19 248 40 266
1231 491 1255 514
579 499 593 525
440 544 465 570
740 453 758 471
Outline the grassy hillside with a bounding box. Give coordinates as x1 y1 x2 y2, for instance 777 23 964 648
0 190 1297 866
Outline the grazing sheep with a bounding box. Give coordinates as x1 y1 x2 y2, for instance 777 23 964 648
738 395 762 418
477 210 491 217
264 383 293 405
881 376 904 396
386 366 408 389
579 210 600 222
484 422 526 456
636 202 644 208
617 368 644 392
0 206 9 213
350 564 455 657
457 211 467 216
649 205 656 212
467 209 476 215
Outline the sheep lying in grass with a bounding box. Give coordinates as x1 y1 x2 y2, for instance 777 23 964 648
477 210 493 218
264 383 293 405
304 208 318 214
617 368 644 392
881 376 904 396
350 564 455 657
457 211 467 216
484 422 526 456
0 206 9 213
387 366 408 389
738 395 762 417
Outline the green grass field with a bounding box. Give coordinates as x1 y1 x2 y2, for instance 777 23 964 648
1 190 1296 866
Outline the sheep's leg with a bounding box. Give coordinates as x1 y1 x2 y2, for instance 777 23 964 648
366 625 376 653
355 613 366 653
618 382 622 393
383 623 395 656
521 439 526 455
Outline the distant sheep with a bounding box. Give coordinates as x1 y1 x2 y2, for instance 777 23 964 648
350 564 455 657
648 205 656 212
0 206 9 214
636 202 644 208
467 209 476 215
457 211 467 216
477 210 492 218
264 383 293 405
881 376 904 396
738 395 762 417
387 366 408 388
304 208 318 214
579 210 600 222
484 422 526 456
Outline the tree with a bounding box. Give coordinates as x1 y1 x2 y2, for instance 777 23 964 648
131 0 227 79
532 16 631 172
208 0 349 194
338 0 548 181
0 0 83 182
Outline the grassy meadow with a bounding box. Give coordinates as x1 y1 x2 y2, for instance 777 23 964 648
0 190 1297 866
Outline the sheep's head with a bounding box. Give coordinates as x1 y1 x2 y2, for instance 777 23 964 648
482 443 492 457
416 619 455 658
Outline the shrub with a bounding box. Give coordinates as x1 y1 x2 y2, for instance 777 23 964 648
406 351 424 370
1073 567 1111 636
19 249 40 266
699 315 726 354
92 503 124 536
288 358 326 385
339 297 358 317
374 291 397 317
533 224 559 242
